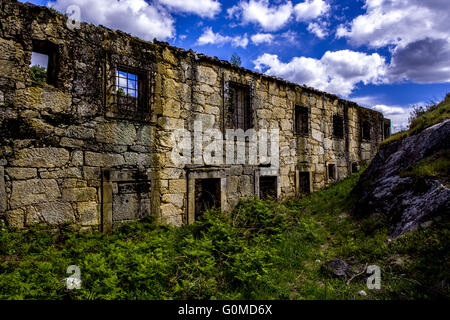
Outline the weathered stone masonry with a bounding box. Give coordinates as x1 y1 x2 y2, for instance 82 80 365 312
0 0 390 230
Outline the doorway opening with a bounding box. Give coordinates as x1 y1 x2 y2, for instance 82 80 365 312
194 178 221 220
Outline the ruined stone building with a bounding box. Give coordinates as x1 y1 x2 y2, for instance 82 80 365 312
0 0 390 230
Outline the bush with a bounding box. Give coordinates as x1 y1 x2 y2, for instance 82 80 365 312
0 170 447 300
30 65 47 83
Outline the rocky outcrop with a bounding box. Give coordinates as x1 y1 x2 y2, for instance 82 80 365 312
353 119 450 237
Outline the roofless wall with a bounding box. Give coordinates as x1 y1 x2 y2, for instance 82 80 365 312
0 0 390 230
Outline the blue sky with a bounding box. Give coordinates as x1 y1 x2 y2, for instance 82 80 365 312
24 0 450 132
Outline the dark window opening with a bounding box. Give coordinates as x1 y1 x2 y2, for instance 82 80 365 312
295 106 309 135
299 172 310 194
328 164 336 180
351 162 358 173
259 176 277 200
113 66 148 119
383 122 391 139
362 121 371 140
229 82 252 130
195 178 221 221
332 114 344 139
30 40 58 85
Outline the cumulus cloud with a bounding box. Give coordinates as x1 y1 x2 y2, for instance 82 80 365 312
197 27 249 48
336 0 450 84
336 0 450 48
251 33 274 45
253 50 387 97
47 0 175 40
307 21 328 39
389 38 450 84
294 0 329 22
158 0 221 18
227 0 293 31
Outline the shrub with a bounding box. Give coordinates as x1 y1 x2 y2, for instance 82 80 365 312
30 65 47 83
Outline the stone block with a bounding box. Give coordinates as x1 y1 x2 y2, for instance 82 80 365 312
39 167 82 179
168 179 187 193
85 152 125 167
160 168 183 180
24 206 40 226
5 167 37 180
10 179 61 209
62 187 97 202
11 148 70 168
77 201 99 225
226 176 239 193
197 66 217 86
61 179 87 188
6 208 25 228
34 202 75 225
71 150 84 166
162 98 181 118
136 125 153 145
162 193 184 208
157 117 185 131
96 122 136 145
67 126 95 140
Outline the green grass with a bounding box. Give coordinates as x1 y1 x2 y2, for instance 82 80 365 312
381 93 450 147
399 150 450 185
0 170 448 300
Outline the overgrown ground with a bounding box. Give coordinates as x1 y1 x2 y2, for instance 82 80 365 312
0 170 448 300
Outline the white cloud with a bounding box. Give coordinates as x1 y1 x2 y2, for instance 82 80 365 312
251 33 274 45
336 0 450 84
307 21 327 39
294 0 329 22
228 0 293 31
254 50 387 97
280 30 299 45
47 0 175 40
158 0 221 18
349 95 426 133
370 104 409 117
336 0 450 48
371 104 411 133
197 27 249 48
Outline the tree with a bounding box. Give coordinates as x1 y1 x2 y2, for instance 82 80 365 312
30 65 47 83
230 53 241 67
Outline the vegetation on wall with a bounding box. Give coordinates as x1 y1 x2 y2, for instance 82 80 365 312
0 170 448 300
230 53 242 67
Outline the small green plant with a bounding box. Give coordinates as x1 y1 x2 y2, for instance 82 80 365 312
30 65 47 83
230 53 241 67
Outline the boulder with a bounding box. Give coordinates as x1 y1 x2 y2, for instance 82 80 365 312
353 119 450 237
322 258 354 278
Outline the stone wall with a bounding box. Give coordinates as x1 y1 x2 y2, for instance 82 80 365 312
0 0 389 229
